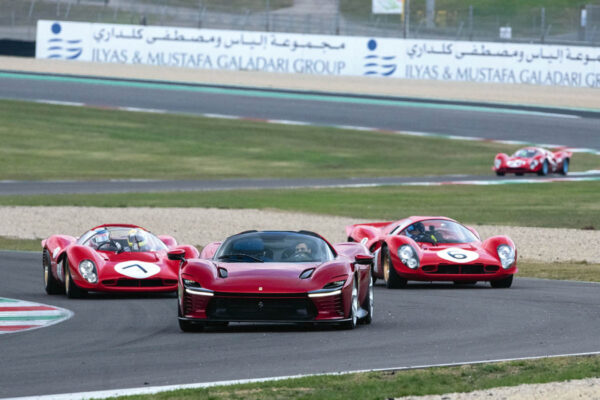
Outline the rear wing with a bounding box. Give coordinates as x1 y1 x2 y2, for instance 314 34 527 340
345 222 391 241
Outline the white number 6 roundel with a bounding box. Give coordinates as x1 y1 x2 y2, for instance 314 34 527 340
437 247 479 264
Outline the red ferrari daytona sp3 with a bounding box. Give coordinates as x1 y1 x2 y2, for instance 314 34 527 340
493 146 572 176
42 224 198 298
172 230 374 331
346 217 517 288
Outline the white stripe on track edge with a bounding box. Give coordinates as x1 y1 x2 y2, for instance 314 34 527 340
35 100 85 107
6 351 600 400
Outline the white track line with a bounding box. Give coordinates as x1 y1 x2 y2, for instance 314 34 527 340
6 351 600 400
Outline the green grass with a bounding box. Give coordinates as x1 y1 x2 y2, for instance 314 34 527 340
0 237 41 252
2 182 597 229
108 355 600 400
1 100 598 181
520 261 600 282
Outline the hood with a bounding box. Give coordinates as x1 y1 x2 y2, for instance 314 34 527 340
419 242 498 265
208 262 324 293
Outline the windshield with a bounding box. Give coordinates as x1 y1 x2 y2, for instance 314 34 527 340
80 227 167 252
401 220 478 244
215 231 335 263
513 148 539 158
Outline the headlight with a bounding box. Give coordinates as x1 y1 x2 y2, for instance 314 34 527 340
530 160 539 170
78 260 97 283
183 279 201 288
497 245 515 269
398 245 419 269
323 279 346 289
494 159 501 169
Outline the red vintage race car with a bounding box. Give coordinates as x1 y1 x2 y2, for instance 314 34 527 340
42 224 198 298
346 217 517 289
493 146 571 176
172 230 374 331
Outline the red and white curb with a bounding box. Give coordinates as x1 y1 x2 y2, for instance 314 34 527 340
0 297 72 334
34 100 600 157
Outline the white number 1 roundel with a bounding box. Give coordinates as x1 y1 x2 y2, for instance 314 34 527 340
436 248 479 264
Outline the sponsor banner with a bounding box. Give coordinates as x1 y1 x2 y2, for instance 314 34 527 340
373 0 403 14
0 297 72 334
36 20 600 88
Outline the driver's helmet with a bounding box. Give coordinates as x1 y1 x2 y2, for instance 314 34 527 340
407 222 425 236
127 228 149 251
91 229 110 247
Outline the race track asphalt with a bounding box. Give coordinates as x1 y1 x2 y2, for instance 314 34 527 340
1 251 599 398
0 71 599 150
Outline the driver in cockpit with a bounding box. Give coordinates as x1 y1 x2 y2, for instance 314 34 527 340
294 242 312 257
90 229 110 249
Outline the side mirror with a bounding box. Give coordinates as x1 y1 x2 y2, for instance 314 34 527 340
355 254 374 265
168 249 186 261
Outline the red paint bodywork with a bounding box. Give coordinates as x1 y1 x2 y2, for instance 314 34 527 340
493 146 572 176
179 231 372 325
346 216 517 286
42 224 197 295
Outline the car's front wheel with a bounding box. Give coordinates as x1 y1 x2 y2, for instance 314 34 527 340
490 275 513 288
43 249 63 295
360 274 374 325
341 280 359 330
64 259 86 298
537 160 549 176
382 247 407 289
495 171 505 176
561 158 569 175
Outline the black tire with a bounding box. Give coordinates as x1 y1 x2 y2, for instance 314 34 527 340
537 160 549 176
341 280 359 330
360 274 374 325
43 249 63 295
382 247 407 289
64 259 86 298
495 171 505 176
178 318 205 332
561 158 569 175
490 275 513 288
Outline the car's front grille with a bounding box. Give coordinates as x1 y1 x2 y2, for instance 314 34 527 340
421 264 499 275
102 278 177 287
206 294 317 321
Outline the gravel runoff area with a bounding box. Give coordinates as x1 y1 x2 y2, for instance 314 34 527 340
396 377 600 400
2 56 600 111
1 206 599 263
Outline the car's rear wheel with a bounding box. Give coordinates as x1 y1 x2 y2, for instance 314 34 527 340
64 259 86 298
561 158 569 175
360 274 374 325
490 275 513 288
382 247 407 289
341 280 358 330
537 160 549 176
43 249 62 295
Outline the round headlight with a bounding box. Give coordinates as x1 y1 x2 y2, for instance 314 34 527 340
497 245 515 269
398 245 419 270
78 259 98 283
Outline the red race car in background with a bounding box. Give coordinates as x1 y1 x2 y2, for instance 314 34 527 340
493 146 571 176
346 216 517 289
42 224 198 298
172 230 374 331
